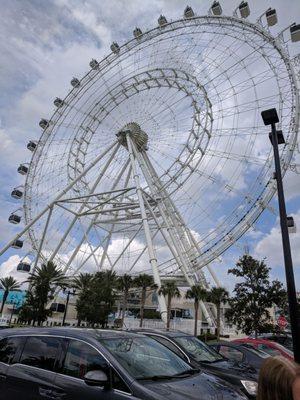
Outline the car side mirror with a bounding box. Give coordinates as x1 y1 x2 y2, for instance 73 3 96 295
84 370 109 387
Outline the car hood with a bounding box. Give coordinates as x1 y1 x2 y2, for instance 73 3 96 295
143 372 247 400
200 359 258 380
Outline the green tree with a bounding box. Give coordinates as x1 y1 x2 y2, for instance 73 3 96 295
185 285 208 337
207 287 229 340
72 273 95 326
75 270 117 327
117 274 133 327
158 281 181 331
133 274 156 327
0 276 20 314
19 261 67 326
226 254 287 337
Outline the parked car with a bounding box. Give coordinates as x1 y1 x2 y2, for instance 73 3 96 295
233 337 294 360
131 329 258 398
249 333 293 352
0 327 247 400
210 341 269 373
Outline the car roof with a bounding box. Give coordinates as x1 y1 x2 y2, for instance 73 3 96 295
0 327 144 341
129 329 188 338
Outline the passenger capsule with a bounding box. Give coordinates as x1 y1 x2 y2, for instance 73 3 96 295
17 262 31 272
8 213 21 224
89 59 99 70
158 15 168 27
27 141 37 152
11 188 23 199
39 119 49 129
54 97 64 108
266 8 277 26
11 240 23 249
239 1 250 18
71 77 80 87
211 1 222 15
133 27 142 39
110 42 120 54
17 164 28 175
184 6 195 19
291 23 300 42
50 303 66 312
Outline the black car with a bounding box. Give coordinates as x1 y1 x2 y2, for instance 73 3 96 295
0 327 247 400
210 341 269 373
132 330 258 399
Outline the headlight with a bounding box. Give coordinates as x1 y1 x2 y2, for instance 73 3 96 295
241 380 258 396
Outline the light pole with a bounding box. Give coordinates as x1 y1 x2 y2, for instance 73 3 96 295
261 108 300 362
62 288 76 326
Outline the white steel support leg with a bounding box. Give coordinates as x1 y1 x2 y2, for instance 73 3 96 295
133 148 214 327
49 143 121 262
126 134 167 323
59 156 129 276
32 205 54 271
0 140 118 257
99 165 132 270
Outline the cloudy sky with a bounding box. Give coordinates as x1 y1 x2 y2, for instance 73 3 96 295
0 0 299 292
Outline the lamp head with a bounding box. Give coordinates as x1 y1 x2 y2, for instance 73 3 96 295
261 108 279 125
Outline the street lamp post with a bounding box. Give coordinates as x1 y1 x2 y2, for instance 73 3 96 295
62 288 76 326
261 108 300 363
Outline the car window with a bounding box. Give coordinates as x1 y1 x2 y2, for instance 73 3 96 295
174 336 223 362
0 337 24 364
62 340 108 380
241 345 269 358
257 344 281 356
112 370 131 393
100 336 191 380
20 336 61 371
150 336 186 359
219 345 244 362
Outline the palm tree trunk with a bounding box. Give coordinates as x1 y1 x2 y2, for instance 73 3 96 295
167 295 171 331
140 288 146 328
216 304 221 341
0 290 8 314
194 300 199 337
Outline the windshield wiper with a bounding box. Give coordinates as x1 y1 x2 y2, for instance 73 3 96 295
201 358 223 364
174 368 200 377
138 369 200 381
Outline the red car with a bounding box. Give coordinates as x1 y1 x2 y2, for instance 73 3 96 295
232 338 294 360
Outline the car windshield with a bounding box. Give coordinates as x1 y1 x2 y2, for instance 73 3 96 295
174 336 224 362
99 336 192 380
242 345 269 358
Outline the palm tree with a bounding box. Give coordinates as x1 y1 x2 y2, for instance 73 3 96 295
158 281 181 331
185 285 208 337
133 274 156 327
0 276 20 314
117 274 133 327
72 273 94 293
25 261 67 325
72 273 94 326
207 287 229 340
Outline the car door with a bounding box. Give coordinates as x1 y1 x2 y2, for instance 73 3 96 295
0 335 25 398
54 338 135 400
5 335 63 400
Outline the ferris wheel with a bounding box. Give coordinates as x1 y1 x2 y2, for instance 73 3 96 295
2 2 300 321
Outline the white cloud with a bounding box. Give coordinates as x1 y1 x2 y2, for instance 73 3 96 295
254 209 300 267
0 255 30 288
